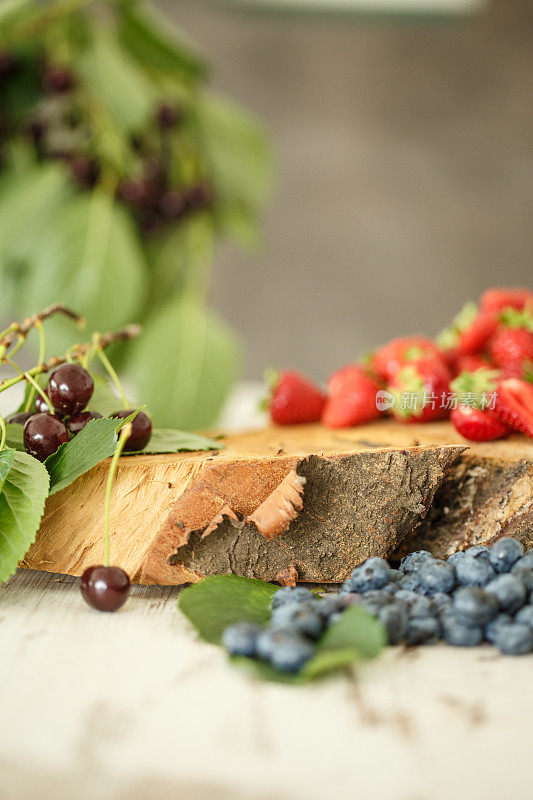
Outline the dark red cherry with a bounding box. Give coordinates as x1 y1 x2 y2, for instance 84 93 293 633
156 103 180 129
23 413 69 461
48 363 94 415
111 409 152 451
42 66 74 93
34 388 52 414
6 411 33 424
66 410 102 435
158 190 187 219
80 565 130 612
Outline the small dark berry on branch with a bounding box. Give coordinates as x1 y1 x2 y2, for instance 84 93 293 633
68 155 99 189
42 66 74 93
156 103 180 129
48 363 94 416
184 183 212 210
24 413 69 461
0 51 18 79
111 409 152 451
158 190 187 219
66 410 102 435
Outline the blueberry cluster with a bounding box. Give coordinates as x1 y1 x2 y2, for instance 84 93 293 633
221 538 533 673
7 363 151 461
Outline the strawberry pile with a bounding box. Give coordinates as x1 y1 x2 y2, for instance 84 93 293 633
266 286 533 442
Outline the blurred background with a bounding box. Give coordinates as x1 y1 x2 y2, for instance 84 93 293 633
0 0 531 429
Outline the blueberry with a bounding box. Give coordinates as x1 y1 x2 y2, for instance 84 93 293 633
397 573 420 591
395 590 433 618
447 551 466 567
517 551 533 569
515 606 533 631
389 569 403 584
377 602 408 645
271 604 324 639
272 586 314 609
489 537 524 573
485 574 527 614
494 623 533 656
349 557 391 592
418 561 456 595
222 622 260 657
455 556 496 587
360 590 391 616
400 550 434 575
431 592 453 616
453 587 499 626
511 563 533 594
256 629 314 672
485 613 513 644
406 616 441 645
465 544 491 562
315 593 360 620
441 613 483 647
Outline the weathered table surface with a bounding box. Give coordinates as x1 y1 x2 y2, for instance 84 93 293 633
1 387 532 799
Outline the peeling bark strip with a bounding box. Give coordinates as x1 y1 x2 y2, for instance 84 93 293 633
24 420 531 586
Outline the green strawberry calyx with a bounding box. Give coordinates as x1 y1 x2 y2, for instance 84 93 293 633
450 367 500 410
435 301 479 351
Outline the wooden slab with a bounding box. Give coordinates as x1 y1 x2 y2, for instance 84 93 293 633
22 420 533 584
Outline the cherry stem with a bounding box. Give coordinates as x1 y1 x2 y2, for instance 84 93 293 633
5 357 54 415
0 415 6 452
103 423 132 567
95 345 129 410
0 304 83 355
25 321 46 413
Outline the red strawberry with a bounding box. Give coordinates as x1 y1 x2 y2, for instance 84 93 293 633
450 406 511 442
388 358 451 423
437 302 498 358
268 370 325 425
487 308 533 379
492 378 533 438
453 353 493 375
480 287 533 314
371 337 444 383
322 365 382 428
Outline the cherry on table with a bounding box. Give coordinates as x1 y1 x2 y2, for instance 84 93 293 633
48 363 94 416
23 413 69 461
80 565 130 612
66 410 102 435
111 409 152 451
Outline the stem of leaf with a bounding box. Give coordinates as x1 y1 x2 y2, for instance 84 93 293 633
96 346 129 410
103 423 131 567
0 415 6 452
6 357 54 415
25 322 46 413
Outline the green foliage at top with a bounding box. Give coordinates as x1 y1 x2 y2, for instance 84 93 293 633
0 0 273 429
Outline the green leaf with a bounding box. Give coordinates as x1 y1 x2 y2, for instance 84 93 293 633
134 428 223 454
44 416 122 495
118 1 207 79
76 26 155 133
179 575 278 645
0 450 15 494
179 576 386 683
195 92 274 211
17 191 148 355
4 424 24 452
87 373 123 417
303 605 386 679
148 215 215 305
126 295 240 430
0 449 49 583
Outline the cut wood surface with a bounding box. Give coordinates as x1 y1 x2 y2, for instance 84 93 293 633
22 420 533 585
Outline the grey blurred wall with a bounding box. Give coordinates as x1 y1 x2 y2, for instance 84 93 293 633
161 0 532 380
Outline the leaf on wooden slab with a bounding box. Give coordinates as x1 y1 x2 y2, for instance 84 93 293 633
133 428 223 454
179 575 277 645
0 449 49 583
126 295 240 430
45 417 122 495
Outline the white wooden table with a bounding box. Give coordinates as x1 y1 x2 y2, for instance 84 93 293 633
1 386 531 800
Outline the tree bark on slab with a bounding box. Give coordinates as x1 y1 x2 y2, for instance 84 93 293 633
22 422 465 585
